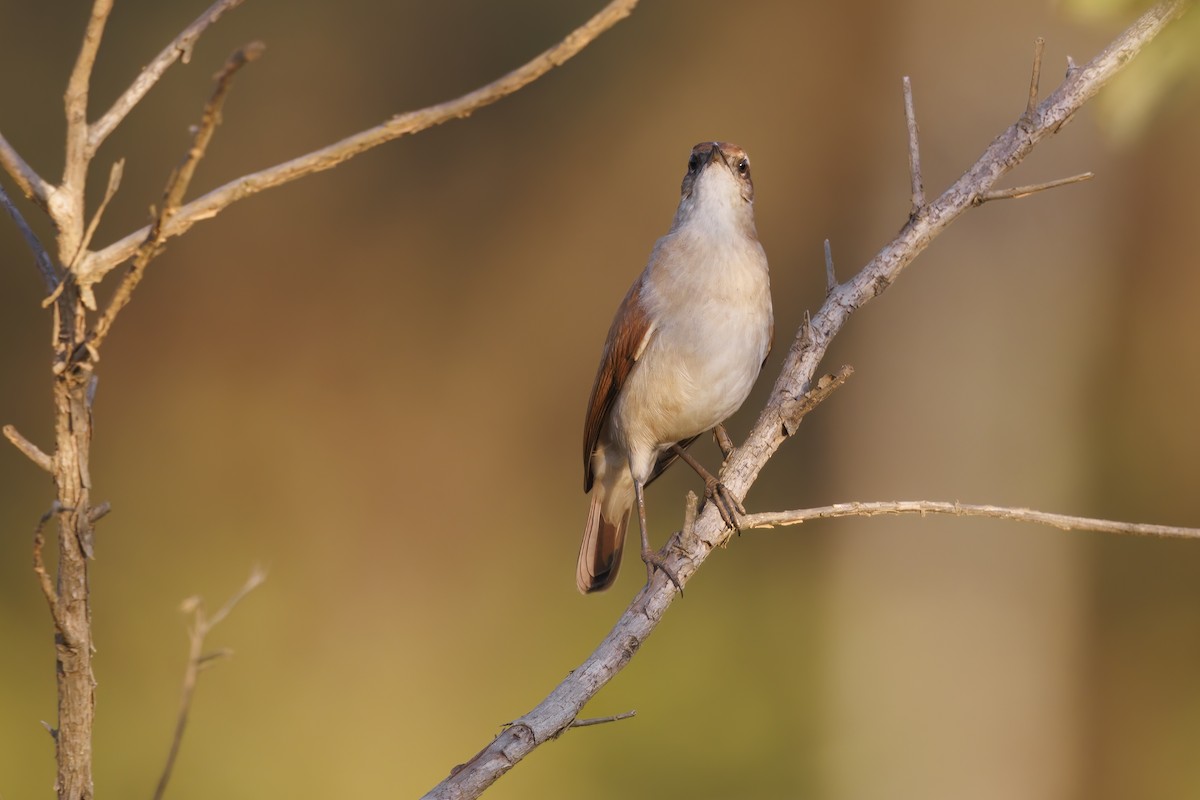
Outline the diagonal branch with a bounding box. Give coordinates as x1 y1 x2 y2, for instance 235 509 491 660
0 133 54 212
88 0 246 155
74 0 641 287
419 2 1194 797
0 182 58 290
741 501 1200 539
88 42 264 349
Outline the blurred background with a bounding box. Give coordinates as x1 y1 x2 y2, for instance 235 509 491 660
1 1 1198 798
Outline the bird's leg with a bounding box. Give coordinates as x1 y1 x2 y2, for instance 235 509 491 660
670 442 745 531
713 423 736 462
634 479 683 593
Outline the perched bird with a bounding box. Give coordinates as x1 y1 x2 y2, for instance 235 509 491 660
577 141 773 594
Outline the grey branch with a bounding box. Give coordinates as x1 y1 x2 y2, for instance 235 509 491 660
420 2 1194 797
74 0 642 287
903 76 925 215
88 0 246 155
741 501 1200 540
0 132 53 212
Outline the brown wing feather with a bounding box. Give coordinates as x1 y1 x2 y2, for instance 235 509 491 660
582 278 654 492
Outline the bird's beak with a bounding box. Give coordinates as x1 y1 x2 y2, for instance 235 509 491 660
707 143 728 168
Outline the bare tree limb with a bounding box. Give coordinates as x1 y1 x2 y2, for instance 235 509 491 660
3 424 54 472
1021 37 1046 128
0 182 58 290
420 3 1194 797
903 75 925 215
152 567 266 800
740 501 1200 539
87 0 246 155
74 0 642 287
0 133 54 212
60 0 115 260
90 42 264 345
975 171 1094 204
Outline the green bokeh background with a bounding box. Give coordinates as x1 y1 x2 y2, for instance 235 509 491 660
2 1 1198 798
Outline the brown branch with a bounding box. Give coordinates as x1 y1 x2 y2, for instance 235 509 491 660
69 159 124 272
4 424 54 472
0 133 53 212
89 42 264 348
741 501 1200 539
32 505 69 638
903 76 925 216
74 0 642 287
0 182 58 290
420 3 1193 797
87 0 246 155
1021 37 1047 127
974 171 1094 204
152 567 266 800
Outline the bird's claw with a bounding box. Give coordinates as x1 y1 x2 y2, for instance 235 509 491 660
641 549 683 593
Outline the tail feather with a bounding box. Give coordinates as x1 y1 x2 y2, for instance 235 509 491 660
577 493 628 593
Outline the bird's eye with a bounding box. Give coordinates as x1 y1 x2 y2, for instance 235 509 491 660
687 155 699 174
737 158 750 176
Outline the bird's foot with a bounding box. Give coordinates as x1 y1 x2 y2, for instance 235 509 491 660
641 548 683 594
704 476 746 533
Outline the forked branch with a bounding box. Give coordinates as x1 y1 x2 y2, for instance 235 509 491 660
420 2 1194 797
74 0 641 287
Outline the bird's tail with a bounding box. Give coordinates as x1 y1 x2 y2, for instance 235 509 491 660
577 492 629 593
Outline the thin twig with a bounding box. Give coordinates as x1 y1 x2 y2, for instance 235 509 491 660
780 366 854 438
974 171 1094 204
89 42 264 348
76 0 642 286
739 500 1200 539
568 711 637 729
152 566 266 800
903 76 925 216
32 504 71 642
69 159 124 272
420 4 1192 797
3 424 54 472
0 132 53 212
0 182 58 290
88 0 247 155
1021 37 1047 127
824 238 837 294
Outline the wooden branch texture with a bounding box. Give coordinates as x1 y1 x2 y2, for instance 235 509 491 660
72 0 641 289
419 2 1194 797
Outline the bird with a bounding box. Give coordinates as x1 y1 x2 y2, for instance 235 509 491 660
577 141 773 594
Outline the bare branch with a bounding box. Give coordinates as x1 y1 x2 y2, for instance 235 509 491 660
69 159 124 271
152 567 265 800
903 76 925 215
3 424 54 472
824 239 837 294
89 43 264 347
32 505 71 641
1021 37 1047 127
60 0 115 258
567 711 637 729
974 171 1094 204
0 182 58 290
420 3 1193 797
88 0 247 155
0 133 53 212
740 500 1200 540
76 0 642 286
